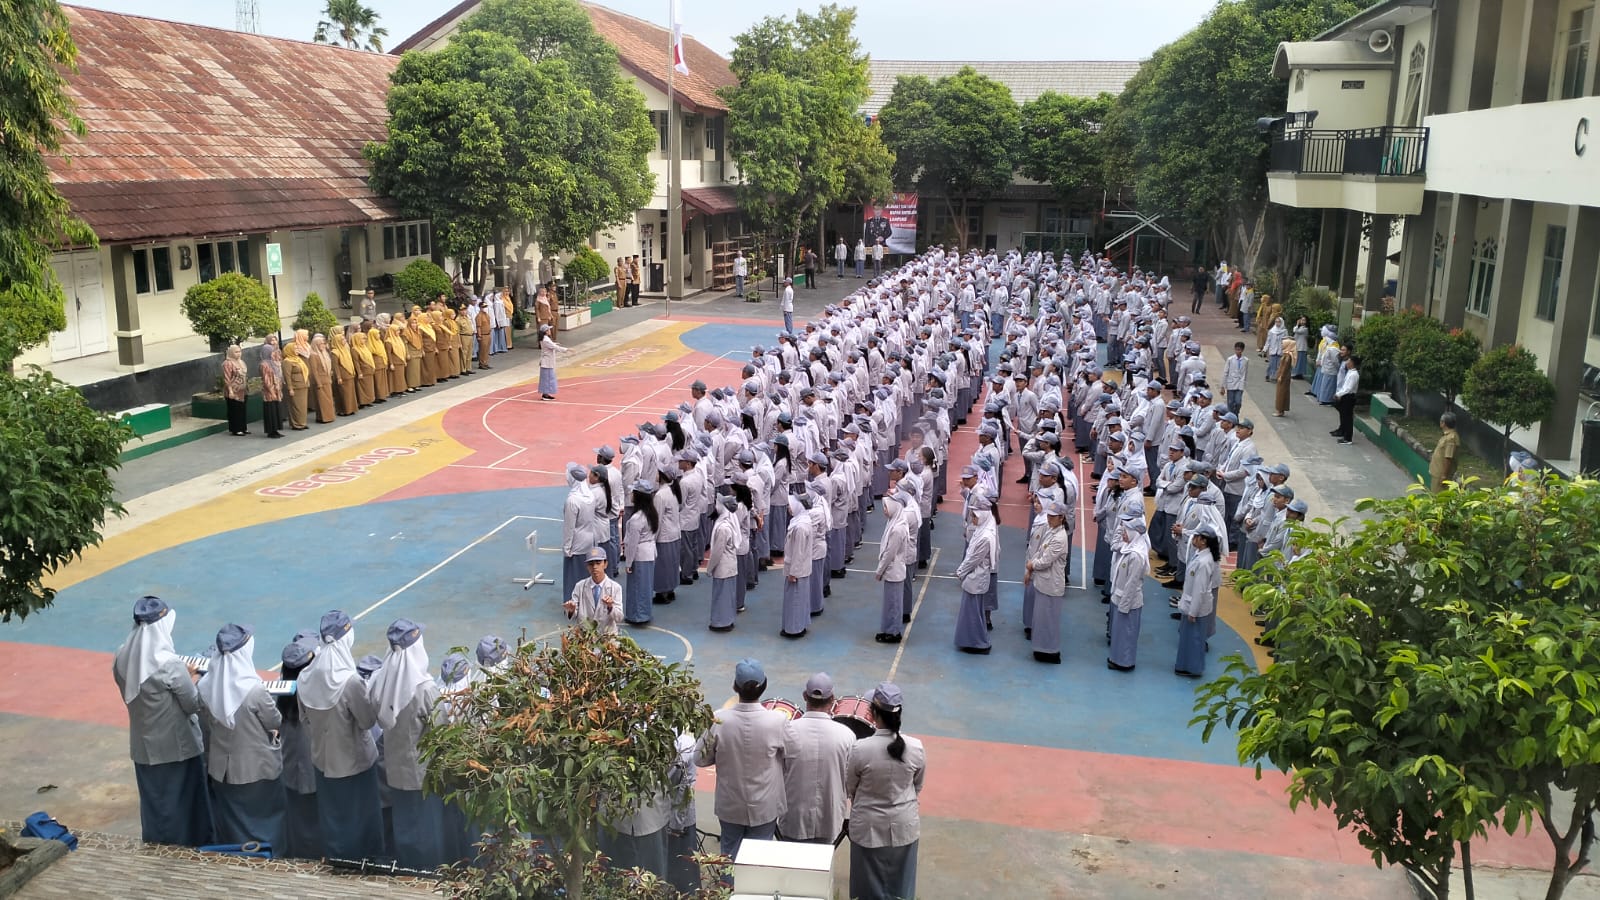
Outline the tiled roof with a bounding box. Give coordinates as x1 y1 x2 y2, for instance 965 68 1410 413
862 60 1144 117
682 185 738 217
53 5 402 243
392 1 736 114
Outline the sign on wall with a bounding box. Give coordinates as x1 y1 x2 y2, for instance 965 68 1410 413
864 193 918 254
265 242 284 276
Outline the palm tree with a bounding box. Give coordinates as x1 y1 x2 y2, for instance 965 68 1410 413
312 0 388 52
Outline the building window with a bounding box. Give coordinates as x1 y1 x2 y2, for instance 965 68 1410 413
1042 207 1064 233
1466 237 1496 316
196 239 252 283
650 111 669 155
1402 43 1426 126
381 222 432 261
1561 5 1594 101
1536 225 1567 321
132 245 174 295
704 116 723 157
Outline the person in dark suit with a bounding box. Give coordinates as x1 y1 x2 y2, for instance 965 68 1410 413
864 206 893 251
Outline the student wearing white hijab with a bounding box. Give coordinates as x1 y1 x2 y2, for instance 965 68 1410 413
1107 512 1151 671
369 618 446 870
198 623 286 852
952 493 998 654
298 609 385 861
112 595 213 846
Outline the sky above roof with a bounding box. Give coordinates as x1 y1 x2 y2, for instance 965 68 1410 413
67 0 1216 61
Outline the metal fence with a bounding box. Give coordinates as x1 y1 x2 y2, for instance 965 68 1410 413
1269 126 1429 177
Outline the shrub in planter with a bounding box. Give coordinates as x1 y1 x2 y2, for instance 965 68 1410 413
180 273 280 347
563 248 610 291
1396 324 1480 412
393 259 451 306
1461 344 1556 472
292 293 340 338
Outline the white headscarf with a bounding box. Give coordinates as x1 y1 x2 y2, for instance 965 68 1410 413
370 636 433 731
198 636 260 728
114 611 178 703
298 630 356 711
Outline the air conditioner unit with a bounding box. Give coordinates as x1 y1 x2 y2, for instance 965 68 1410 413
1368 29 1393 53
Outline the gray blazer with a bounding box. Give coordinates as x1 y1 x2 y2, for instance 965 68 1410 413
113 656 203 766
202 685 283 784
380 682 440 792
301 676 379 779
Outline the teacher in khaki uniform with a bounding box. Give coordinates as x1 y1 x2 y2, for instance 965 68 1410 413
695 658 787 867
779 673 856 844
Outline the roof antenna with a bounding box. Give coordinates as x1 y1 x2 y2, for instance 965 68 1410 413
236 0 259 33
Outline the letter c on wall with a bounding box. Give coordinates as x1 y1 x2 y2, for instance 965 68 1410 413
1578 117 1590 157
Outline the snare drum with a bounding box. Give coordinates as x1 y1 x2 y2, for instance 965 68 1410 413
761 697 801 720
830 695 877 739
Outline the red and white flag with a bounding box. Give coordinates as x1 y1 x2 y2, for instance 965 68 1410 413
671 0 689 76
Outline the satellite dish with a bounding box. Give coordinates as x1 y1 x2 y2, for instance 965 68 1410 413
1368 29 1393 54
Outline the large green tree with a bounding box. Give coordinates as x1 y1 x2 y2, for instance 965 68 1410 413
1102 0 1365 273
0 0 97 367
1018 90 1115 198
366 0 654 284
877 66 1020 250
313 0 388 51
1196 476 1600 900
720 4 890 261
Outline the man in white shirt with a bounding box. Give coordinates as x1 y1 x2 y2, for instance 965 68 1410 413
781 278 796 333
1332 354 1361 444
733 250 748 299
1223 342 1248 414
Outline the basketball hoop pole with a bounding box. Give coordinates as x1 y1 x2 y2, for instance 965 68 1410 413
513 529 555 590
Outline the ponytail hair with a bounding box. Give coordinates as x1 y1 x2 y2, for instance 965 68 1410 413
875 704 906 761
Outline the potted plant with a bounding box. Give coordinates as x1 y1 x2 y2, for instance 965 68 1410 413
560 248 609 330
393 259 451 307
292 292 340 337
179 273 281 351
191 374 264 423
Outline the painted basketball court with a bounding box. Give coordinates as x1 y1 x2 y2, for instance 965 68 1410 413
0 311 1556 896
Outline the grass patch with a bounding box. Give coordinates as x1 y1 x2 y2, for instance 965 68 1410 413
1395 416 1500 486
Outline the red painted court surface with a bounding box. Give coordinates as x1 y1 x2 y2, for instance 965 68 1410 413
0 317 1560 877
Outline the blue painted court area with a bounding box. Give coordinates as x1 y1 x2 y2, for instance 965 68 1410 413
26 482 1247 766
677 322 781 360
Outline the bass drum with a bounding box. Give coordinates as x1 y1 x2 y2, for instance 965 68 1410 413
761 697 801 720
830 695 877 739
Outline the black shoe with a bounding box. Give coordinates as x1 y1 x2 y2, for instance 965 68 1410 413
1171 612 1182 620
811 608 822 617
958 646 992 655
709 624 734 633
1169 597 1181 608
1107 659 1135 672
737 605 747 613
1329 429 1340 436
1175 669 1203 679
1161 579 1184 589
758 560 771 570
1033 651 1062 664
1094 578 1106 586
985 614 993 631
830 569 847 579
1024 627 1032 639
1100 595 1110 604
652 593 664 604
1338 438 1353 445
1014 476 1030 484
781 629 808 639
625 619 651 626
844 556 854 564
679 577 696 586
823 586 832 598
1154 567 1175 577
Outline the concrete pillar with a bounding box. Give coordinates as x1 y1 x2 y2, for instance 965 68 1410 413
109 245 144 368
1469 0 1504 110
1540 206 1600 458
1313 208 1339 287
1439 194 1478 329
1338 211 1362 300
1364 215 1393 312
1519 0 1561 104
1487 200 1533 349
1398 193 1439 313
1429 0 1463 115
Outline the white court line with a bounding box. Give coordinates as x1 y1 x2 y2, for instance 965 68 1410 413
349 514 563 624
887 547 941 683
448 463 566 476
586 350 741 432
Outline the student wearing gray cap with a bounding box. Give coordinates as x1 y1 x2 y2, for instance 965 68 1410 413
566 547 624 635
112 595 213 846
779 673 856 843
1025 500 1072 664
369 618 446 869
199 622 285 853
277 632 322 859
298 609 384 861
695 658 787 870
845 682 925 900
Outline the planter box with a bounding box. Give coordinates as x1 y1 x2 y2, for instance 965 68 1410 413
590 297 614 316
119 403 172 437
559 308 591 331
191 392 263 423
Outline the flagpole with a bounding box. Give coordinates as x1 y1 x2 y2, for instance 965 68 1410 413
665 0 684 313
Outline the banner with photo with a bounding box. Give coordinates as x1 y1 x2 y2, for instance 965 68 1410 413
864 193 918 255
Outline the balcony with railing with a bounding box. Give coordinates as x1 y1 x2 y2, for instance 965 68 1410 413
1266 126 1428 215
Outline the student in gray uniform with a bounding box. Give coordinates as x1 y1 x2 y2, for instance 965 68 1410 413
198 623 285 853
779 673 856 844
111 595 214 846
695 658 787 870
846 683 925 900
369 618 446 870
875 488 914 644
276 633 321 859
298 610 385 861
1025 500 1072 664
599 765 672 878
665 730 701 893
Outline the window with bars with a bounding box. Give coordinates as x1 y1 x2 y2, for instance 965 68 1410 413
381 222 432 261
1535 225 1567 321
